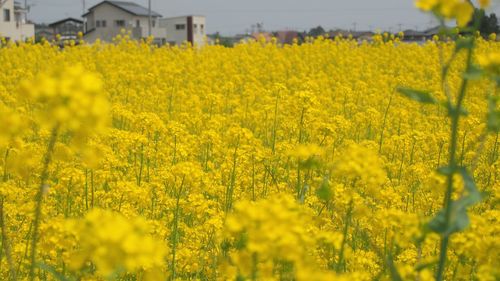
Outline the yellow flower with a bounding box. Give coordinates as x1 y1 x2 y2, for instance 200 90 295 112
21 64 110 146
479 0 490 9
67 209 167 278
0 23 498 281
478 52 500 75
454 1 474 27
416 0 439 11
415 0 474 27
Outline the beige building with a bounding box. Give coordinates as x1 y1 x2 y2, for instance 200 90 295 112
83 0 166 44
0 0 34 41
160 15 206 46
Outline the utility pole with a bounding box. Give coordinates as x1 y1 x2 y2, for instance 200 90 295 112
148 0 152 36
82 0 86 33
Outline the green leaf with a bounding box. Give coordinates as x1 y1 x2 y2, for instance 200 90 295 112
494 77 500 86
428 167 481 236
428 200 470 236
437 166 456 176
463 65 484 80
488 111 500 133
487 96 500 133
458 167 481 203
443 102 469 117
102 181 111 192
387 251 403 281
415 260 438 272
455 37 474 51
397 87 438 104
316 178 332 201
37 263 73 281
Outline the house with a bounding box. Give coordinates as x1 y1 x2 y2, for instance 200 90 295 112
35 23 54 41
423 26 441 40
251 32 273 42
159 15 206 46
230 33 254 44
49 17 83 41
82 0 166 44
402 29 426 42
327 30 375 41
274 30 299 44
0 0 34 41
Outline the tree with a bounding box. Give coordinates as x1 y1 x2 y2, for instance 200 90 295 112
308 26 326 37
468 9 499 36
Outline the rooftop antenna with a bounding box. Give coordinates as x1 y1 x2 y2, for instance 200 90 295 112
148 0 152 36
23 0 36 21
24 0 28 20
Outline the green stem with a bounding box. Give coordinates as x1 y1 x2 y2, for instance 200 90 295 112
84 169 88 210
225 138 239 213
137 144 144 186
170 176 185 281
379 91 394 153
3 149 10 182
0 198 16 281
271 94 280 154
29 125 59 281
436 36 475 281
251 252 258 281
336 200 353 273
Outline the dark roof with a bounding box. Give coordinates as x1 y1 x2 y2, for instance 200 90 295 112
403 29 425 37
48 18 84 27
83 1 162 17
424 26 441 36
327 30 374 38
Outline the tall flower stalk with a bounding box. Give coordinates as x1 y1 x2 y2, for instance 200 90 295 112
401 1 493 279
28 126 58 281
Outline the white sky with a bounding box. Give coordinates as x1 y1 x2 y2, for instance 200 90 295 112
28 0 500 35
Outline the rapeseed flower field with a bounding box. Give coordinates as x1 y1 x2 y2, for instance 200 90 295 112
0 2 499 280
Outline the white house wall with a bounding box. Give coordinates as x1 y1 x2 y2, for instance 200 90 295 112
160 16 206 46
0 0 34 41
191 16 206 46
160 17 187 45
84 2 165 43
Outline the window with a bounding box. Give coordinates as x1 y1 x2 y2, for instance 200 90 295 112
175 24 185 30
136 20 140 27
95 20 106 28
115 20 125 27
152 20 156 27
3 9 10 22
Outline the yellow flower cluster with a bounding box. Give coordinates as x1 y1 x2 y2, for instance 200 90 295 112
20 64 109 145
415 0 478 27
0 33 498 280
66 209 167 279
478 52 500 76
224 195 316 279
